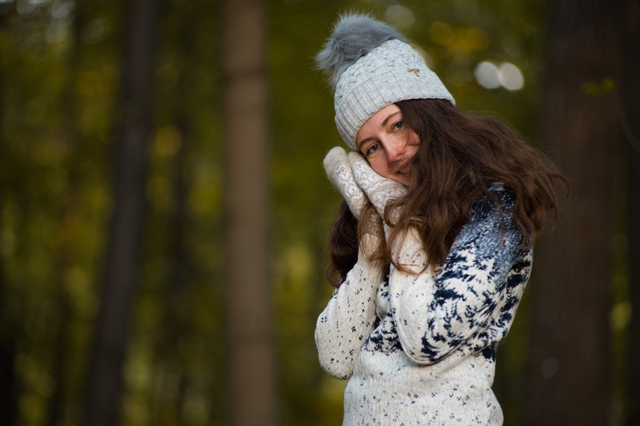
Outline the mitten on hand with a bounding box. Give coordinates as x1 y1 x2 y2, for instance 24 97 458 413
324 147 367 219
347 151 408 219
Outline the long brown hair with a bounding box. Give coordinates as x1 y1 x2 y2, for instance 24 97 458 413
326 99 568 287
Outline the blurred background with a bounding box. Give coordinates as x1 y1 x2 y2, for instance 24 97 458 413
0 0 638 425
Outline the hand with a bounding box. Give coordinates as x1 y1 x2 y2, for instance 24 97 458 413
347 151 408 219
323 147 367 219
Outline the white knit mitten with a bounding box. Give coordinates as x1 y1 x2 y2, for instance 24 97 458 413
324 147 367 219
347 151 408 219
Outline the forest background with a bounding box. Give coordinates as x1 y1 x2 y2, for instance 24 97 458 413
0 0 639 425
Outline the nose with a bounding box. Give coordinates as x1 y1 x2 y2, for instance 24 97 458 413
384 139 405 162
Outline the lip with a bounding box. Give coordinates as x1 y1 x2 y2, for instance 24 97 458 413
395 158 414 175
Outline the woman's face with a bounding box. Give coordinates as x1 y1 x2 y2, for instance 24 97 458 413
355 104 420 187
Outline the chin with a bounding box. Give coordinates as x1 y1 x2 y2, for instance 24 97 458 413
391 176 410 187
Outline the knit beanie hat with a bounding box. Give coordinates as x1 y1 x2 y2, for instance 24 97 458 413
316 13 455 150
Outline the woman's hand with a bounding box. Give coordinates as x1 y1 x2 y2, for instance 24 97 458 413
347 151 408 220
323 147 367 219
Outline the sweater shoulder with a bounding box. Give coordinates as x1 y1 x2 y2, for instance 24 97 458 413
450 183 525 263
470 183 515 222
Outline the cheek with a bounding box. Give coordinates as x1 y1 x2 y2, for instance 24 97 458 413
407 134 420 159
408 131 420 147
405 145 419 163
367 158 391 179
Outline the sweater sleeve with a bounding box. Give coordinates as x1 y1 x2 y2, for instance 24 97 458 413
315 239 384 380
388 191 531 365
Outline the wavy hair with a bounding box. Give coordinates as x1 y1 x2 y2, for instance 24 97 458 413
326 99 568 287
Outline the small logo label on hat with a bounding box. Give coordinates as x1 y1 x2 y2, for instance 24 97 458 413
407 68 420 77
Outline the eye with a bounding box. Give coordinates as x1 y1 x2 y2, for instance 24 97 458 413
366 143 379 156
393 120 403 131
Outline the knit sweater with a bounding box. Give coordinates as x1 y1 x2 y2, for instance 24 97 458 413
315 186 532 425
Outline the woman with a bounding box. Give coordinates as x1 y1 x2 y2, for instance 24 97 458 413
314 14 567 425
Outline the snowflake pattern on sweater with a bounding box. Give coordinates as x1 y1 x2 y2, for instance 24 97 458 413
316 185 532 425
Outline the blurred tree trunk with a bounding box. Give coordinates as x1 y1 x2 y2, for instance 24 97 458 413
527 0 624 424
154 111 191 424
82 0 158 425
0 9 17 426
47 3 86 425
223 0 277 425
151 3 195 423
0 222 16 426
624 1 640 425
0 163 17 424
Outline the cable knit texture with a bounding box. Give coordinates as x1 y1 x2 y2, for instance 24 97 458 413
334 39 454 150
348 151 408 219
315 185 531 425
324 147 368 219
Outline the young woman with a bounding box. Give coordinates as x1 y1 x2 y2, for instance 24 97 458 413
314 14 567 425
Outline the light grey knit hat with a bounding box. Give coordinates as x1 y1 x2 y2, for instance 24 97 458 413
316 13 455 150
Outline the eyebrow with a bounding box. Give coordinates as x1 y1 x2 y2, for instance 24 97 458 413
357 111 402 150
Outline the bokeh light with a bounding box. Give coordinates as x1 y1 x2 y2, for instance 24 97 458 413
474 61 525 91
498 62 524 91
385 5 415 29
474 61 501 89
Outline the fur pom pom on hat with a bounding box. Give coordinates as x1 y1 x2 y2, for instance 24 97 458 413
316 13 455 150
316 14 407 88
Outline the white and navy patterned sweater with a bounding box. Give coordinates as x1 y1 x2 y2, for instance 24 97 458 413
316 186 532 425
